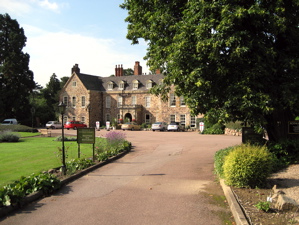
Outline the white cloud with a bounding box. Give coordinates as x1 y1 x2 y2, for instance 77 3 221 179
34 0 66 13
23 25 149 86
38 0 59 11
0 0 65 15
0 0 32 16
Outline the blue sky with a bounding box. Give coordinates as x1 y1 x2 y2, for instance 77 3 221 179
0 0 149 87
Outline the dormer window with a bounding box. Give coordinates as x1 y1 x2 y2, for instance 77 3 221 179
146 80 153 89
119 80 125 90
108 81 114 90
132 79 139 90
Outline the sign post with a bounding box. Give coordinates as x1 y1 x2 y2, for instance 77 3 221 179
77 128 96 161
288 121 299 134
96 121 100 131
199 122 204 133
106 121 110 131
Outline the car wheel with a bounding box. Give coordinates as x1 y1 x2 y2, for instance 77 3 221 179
153 130 155 132
74 127 77 130
51 126 55 129
131 127 134 131
123 129 125 131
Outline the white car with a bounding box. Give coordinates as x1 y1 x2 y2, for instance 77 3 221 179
1 118 18 125
167 122 185 132
46 121 62 129
151 122 168 131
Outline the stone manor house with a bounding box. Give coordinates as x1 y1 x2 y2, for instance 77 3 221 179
59 61 203 128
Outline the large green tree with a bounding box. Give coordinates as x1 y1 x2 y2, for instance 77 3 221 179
0 13 35 122
121 0 299 142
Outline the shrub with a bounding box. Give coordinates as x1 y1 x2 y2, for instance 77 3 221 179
141 123 151 128
223 144 273 188
0 124 38 132
255 201 271 212
0 131 20 142
55 136 77 141
203 123 225 134
66 158 95 175
267 139 299 171
0 173 61 207
214 146 236 178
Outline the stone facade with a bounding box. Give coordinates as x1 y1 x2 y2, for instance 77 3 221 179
60 62 203 128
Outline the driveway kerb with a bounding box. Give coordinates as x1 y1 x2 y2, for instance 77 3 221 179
220 179 250 225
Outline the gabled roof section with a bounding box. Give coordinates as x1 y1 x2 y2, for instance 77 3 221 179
77 73 102 91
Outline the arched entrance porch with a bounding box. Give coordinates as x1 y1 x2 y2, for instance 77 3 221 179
124 113 132 122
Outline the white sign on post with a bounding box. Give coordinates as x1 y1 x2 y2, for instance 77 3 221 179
199 122 204 133
106 121 110 130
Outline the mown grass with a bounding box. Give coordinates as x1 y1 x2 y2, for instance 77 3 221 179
0 136 95 187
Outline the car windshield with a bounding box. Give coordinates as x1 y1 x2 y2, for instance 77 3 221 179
2 121 10 124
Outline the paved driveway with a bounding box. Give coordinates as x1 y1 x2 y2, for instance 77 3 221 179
0 130 241 225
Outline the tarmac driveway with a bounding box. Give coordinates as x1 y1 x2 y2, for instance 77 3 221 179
0 130 241 225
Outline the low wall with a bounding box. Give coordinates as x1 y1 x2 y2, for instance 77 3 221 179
225 128 242 136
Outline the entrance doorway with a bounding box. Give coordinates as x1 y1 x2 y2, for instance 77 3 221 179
124 113 132 122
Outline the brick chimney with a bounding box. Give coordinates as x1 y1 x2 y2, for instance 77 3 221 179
71 64 80 74
155 69 161 74
120 64 123 76
134 61 142 75
115 64 124 76
115 65 118 76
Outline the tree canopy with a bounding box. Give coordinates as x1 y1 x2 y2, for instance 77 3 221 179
0 13 35 122
121 0 299 142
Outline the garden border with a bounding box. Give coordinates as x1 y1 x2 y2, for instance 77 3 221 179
0 148 131 219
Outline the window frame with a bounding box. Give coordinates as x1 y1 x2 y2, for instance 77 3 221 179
106 114 110 122
63 96 68 107
106 96 111 108
170 93 176 107
180 114 186 126
145 96 151 108
146 80 153 89
72 96 76 108
190 116 196 128
132 80 139 90
145 114 150 123
119 81 125 90
108 82 114 90
131 95 137 105
170 114 176 123
117 96 123 108
180 96 186 107
81 96 86 107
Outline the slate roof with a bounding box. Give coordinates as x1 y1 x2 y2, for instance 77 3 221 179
76 73 103 91
76 73 164 92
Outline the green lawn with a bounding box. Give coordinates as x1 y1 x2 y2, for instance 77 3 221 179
0 136 95 187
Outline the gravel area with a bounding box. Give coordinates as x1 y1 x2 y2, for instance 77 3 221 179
268 164 299 204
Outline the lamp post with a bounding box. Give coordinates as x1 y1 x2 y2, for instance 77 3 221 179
31 107 35 132
86 103 91 127
58 102 66 175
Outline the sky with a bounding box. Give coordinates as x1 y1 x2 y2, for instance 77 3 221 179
0 0 149 87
